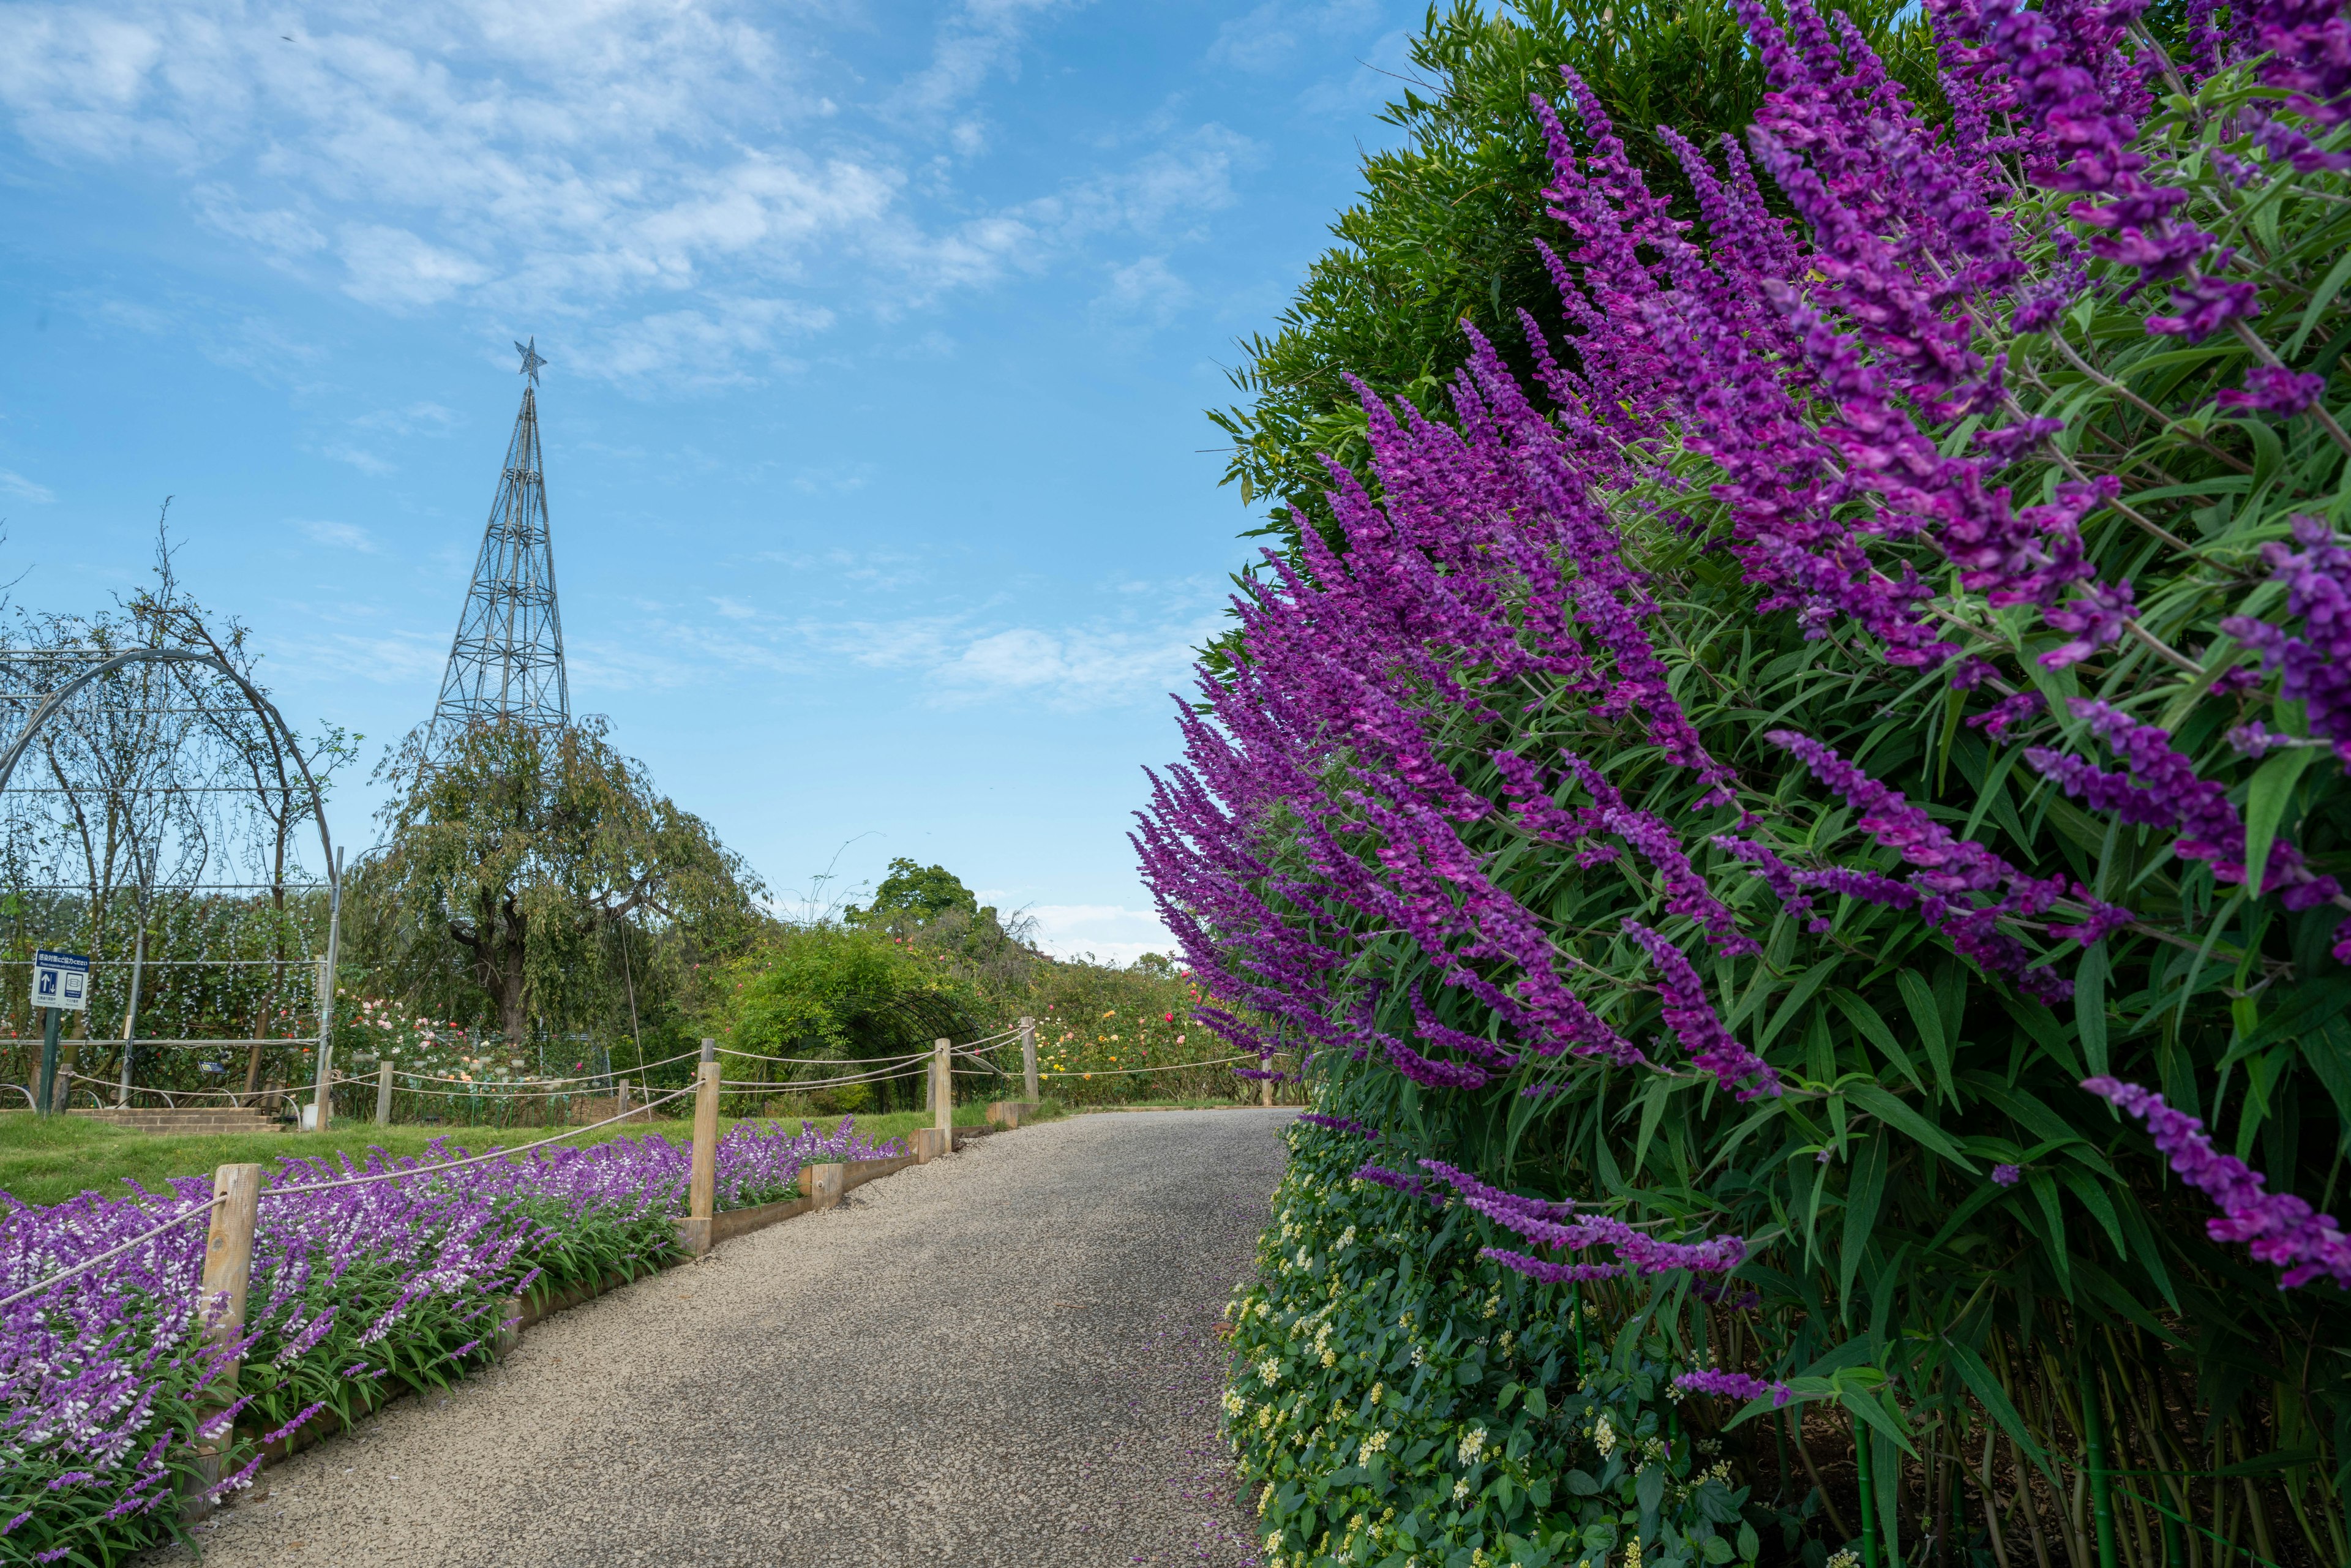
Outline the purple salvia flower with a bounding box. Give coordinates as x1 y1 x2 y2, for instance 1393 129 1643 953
2085 1076 2351 1287
2218 366 2328 416
2029 698 2343 905
2221 516 2351 768
1621 920 1783 1100
1712 834 1831 933
1673 1368 1793 1406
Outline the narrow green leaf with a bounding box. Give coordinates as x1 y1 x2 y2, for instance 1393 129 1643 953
1829 989 1927 1097
1847 1081 1978 1169
1893 970 1946 1092
2243 745 2319 898
2290 246 2351 356
1839 1132 1889 1312
1943 1341 2057 1482
2075 942 2109 1079
1760 958 1843 1048
2302 1018 2351 1155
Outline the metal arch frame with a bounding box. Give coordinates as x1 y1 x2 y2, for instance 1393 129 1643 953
0 647 345 1123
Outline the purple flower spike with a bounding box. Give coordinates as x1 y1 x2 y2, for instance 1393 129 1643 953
2218 366 2328 416
1622 920 1783 1099
1673 1368 1793 1406
2085 1077 2351 1288
1990 1163 2023 1187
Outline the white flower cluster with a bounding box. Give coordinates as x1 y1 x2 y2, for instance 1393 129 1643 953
1457 1425 1487 1465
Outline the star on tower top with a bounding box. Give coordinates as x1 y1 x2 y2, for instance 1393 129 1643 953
516 336 548 386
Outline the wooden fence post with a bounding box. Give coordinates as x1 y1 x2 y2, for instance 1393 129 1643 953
932 1037 951 1146
1260 1048 1273 1108
185 1161 262 1518
677 1038 719 1257
310 955 333 1133
1021 1015 1038 1104
616 1080 632 1121
375 1060 393 1127
801 1161 845 1209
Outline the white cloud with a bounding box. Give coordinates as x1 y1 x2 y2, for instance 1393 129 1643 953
0 469 56 503
1209 0 1382 73
1026 902 1176 967
890 0 1079 119
280 627 447 687
320 443 395 476
1093 254 1191 329
351 402 459 437
299 519 377 552
0 1 1258 383
337 224 492 310
710 596 757 620
933 614 1215 708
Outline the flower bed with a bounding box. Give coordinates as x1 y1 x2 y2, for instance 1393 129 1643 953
0 1116 901 1564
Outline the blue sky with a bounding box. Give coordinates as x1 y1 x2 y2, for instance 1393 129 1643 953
0 0 1423 962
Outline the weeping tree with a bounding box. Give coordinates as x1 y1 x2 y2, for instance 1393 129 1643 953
353 715 760 1046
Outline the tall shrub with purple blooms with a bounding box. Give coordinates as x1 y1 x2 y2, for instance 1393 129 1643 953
1166 4 2351 1562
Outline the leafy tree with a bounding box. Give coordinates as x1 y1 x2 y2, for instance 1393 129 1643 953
351 716 760 1044
711 923 972 1111
1210 0 1933 561
847 857 985 926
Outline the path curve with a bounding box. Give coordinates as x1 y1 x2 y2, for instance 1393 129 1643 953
146 1108 1290 1568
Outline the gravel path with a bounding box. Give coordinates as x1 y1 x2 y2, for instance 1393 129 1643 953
146 1108 1290 1568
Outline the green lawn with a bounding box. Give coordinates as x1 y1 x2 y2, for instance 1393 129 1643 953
0 1101 1054 1209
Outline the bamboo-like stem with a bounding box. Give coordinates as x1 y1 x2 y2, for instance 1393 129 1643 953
1793 1403 1853 1541
2237 1428 2279 1568
1978 1424 2015 1568
2012 1430 2058 1568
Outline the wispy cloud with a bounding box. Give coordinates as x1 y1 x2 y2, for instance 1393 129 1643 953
350 402 460 437
1209 0 1383 72
1025 902 1175 966
319 443 395 476
0 470 56 503
0 1 1259 386
299 519 377 552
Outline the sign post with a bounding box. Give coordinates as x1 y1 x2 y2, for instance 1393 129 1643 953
31 949 90 1116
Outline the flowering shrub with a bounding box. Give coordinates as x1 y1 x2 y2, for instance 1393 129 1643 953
1228 1123 1777 1568
1147 0 2351 1561
0 1116 901 1562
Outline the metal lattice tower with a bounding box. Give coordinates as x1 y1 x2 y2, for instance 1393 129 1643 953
424 339 569 758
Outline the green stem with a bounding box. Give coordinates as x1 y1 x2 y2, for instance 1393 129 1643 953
1858 1418 1881 1568
2081 1361 2119 1568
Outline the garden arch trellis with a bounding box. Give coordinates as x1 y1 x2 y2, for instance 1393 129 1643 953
0 645 346 1122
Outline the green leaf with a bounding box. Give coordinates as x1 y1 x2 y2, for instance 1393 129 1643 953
1838 1384 1918 1460
1894 971 1948 1098
1636 1462 1665 1515
1845 1081 1978 1170
2302 1019 2351 1155
2290 246 2351 356
1839 1131 1889 1311
1943 1340 2057 1482
1738 1522 1761 1563
2075 942 2109 1079
2243 745 2319 898
1760 958 1843 1048
1832 989 1926 1097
